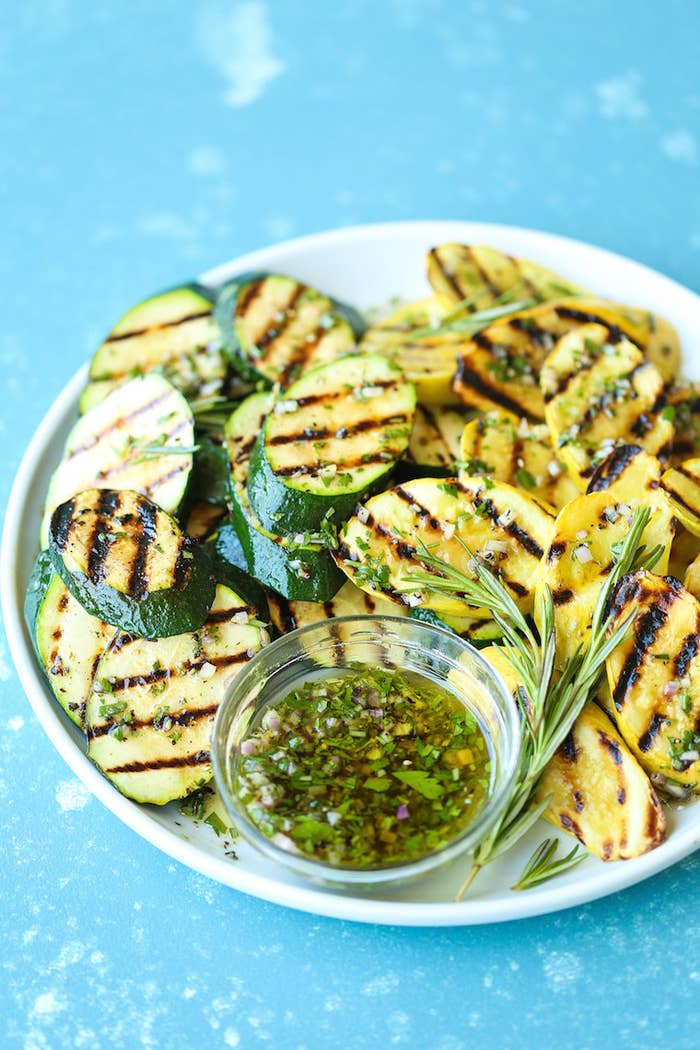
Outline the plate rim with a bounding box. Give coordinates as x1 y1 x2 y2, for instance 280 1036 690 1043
4 218 700 926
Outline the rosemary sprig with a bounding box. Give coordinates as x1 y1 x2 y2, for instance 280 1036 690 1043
409 287 537 340
511 838 586 891
402 507 658 898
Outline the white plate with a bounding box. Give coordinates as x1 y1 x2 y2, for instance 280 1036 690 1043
4 220 700 926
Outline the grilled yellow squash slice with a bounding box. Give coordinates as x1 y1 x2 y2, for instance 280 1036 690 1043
267 578 403 633
452 298 680 421
661 458 700 536
685 554 700 598
459 411 580 510
585 444 664 501
87 585 269 804
606 570 700 789
541 324 673 488
668 526 700 585
425 243 586 310
666 382 700 465
406 404 472 473
537 490 674 666
537 702 666 860
336 476 554 618
359 296 462 404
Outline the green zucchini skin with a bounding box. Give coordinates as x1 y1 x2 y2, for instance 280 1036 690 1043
25 551 114 727
48 490 215 640
214 272 356 388
246 353 416 534
24 551 56 662
187 439 233 507
80 283 226 412
206 520 269 618
329 297 367 340
408 608 502 648
227 483 345 602
223 390 345 601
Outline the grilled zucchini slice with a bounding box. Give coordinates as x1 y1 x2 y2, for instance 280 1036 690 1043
336 476 554 618
606 570 700 789
403 404 472 476
459 411 579 510
541 325 673 488
537 702 666 860
184 502 227 541
80 284 224 413
49 489 214 639
426 243 586 310
247 354 415 534
215 273 356 387
359 296 463 405
86 584 268 804
452 298 679 420
41 375 195 546
661 458 700 536
25 552 114 728
537 490 674 666
224 391 345 601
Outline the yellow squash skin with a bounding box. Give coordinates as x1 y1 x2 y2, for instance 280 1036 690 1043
359 296 462 405
606 570 700 789
541 325 673 490
537 703 666 860
336 476 554 619
685 553 700 598
460 410 580 511
452 298 680 421
425 242 587 311
661 458 700 537
536 490 674 667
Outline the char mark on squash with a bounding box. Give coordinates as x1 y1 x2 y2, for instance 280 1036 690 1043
127 498 160 599
456 483 544 558
251 284 307 353
235 277 265 315
104 309 211 344
553 306 632 347
455 360 538 420
393 487 443 531
547 540 566 562
51 497 77 552
552 587 574 606
612 586 679 709
268 413 408 447
559 813 584 841
587 445 642 492
106 750 211 774
205 604 252 625
598 729 623 765
87 490 122 584
638 712 666 752
67 391 173 459
674 630 699 678
429 247 464 300
560 729 578 761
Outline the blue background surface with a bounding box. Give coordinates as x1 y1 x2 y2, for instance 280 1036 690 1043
2 2 700 1047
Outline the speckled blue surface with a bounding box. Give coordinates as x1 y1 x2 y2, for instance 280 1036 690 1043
3 3 700 1047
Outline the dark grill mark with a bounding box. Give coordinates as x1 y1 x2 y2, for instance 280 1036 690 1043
67 391 172 459
559 813 583 841
429 247 463 301
638 712 666 752
252 284 307 352
612 580 679 709
274 451 394 477
58 593 70 611
598 729 623 765
363 592 377 613
106 750 210 774
465 246 501 299
107 650 250 693
662 479 700 519
508 317 553 348
268 413 407 447
236 277 265 315
278 325 328 388
547 540 566 562
91 704 219 739
104 310 211 344
455 362 538 420
553 306 633 347
561 729 578 761
51 497 77 552
294 379 397 410
128 499 160 599
617 788 626 805
573 790 585 813
587 444 642 493
87 490 121 584
552 587 574 606
674 631 699 678
205 605 252 624
393 487 442 531
456 483 544 558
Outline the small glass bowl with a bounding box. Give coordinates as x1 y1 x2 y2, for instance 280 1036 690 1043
212 616 520 889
